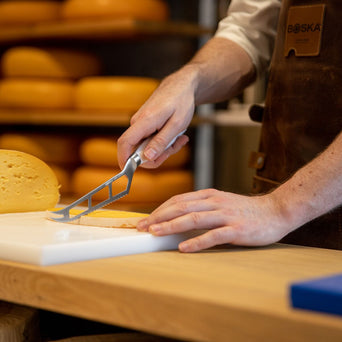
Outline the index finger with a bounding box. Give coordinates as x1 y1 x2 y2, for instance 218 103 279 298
117 120 158 169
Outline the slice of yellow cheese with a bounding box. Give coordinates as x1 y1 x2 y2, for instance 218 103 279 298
60 208 149 228
61 0 169 22
0 79 74 109
0 150 60 213
2 47 101 79
0 1 62 26
74 77 159 113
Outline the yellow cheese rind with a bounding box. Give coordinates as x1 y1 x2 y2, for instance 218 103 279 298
0 1 62 26
62 0 169 22
74 77 159 112
0 79 74 109
53 208 148 228
0 150 60 213
2 47 101 79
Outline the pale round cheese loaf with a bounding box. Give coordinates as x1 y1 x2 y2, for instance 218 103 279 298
2 47 102 79
0 79 74 109
58 209 149 228
72 166 193 203
0 133 81 165
61 0 169 22
80 136 191 169
74 77 159 112
0 150 60 213
0 1 62 26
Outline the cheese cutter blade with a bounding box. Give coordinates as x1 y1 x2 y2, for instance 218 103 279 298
51 130 186 223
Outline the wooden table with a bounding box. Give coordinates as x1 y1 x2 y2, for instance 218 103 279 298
0 244 341 341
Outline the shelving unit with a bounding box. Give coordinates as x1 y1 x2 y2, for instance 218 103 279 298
0 18 212 44
0 1 217 208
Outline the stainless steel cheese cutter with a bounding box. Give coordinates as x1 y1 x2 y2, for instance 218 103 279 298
51 130 186 223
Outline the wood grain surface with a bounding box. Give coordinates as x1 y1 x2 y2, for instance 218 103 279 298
0 244 341 341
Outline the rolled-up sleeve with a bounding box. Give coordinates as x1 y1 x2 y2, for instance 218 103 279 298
215 0 281 74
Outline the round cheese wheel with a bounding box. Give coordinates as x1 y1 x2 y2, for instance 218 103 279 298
61 0 169 22
80 137 118 167
0 133 81 165
74 77 159 113
0 150 60 213
59 208 149 228
80 136 190 169
49 164 73 194
0 79 74 109
71 166 193 203
0 1 61 26
2 46 102 79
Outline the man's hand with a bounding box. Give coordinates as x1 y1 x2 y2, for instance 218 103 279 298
136 189 293 252
117 67 196 169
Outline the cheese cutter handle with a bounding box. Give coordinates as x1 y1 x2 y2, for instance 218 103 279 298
51 130 186 223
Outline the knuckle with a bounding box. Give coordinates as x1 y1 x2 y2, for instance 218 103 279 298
189 211 202 225
175 201 190 214
205 188 218 196
152 134 168 147
209 228 225 242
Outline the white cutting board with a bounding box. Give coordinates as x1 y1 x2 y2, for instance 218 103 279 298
0 211 198 266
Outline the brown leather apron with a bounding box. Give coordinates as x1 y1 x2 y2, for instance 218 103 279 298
249 0 342 249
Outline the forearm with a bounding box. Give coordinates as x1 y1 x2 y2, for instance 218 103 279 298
167 37 256 105
271 131 342 231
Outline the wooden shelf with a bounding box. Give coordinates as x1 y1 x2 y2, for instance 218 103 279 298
0 19 212 45
0 109 133 127
0 109 208 127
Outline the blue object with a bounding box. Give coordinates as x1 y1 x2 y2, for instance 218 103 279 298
290 273 342 317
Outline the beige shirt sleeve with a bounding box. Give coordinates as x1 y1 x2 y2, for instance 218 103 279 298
215 0 281 74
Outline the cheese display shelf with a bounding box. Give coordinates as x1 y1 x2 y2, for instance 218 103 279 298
0 109 133 127
0 109 205 128
0 19 212 45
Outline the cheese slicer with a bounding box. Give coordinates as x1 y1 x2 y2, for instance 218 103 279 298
51 130 186 223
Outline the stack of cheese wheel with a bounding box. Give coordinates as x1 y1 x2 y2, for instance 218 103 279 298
74 76 159 114
72 136 193 211
0 46 101 110
61 0 169 22
0 133 83 195
0 1 62 26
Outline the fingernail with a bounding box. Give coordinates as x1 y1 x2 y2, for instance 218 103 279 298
137 219 148 231
150 224 161 234
144 148 157 160
179 242 190 253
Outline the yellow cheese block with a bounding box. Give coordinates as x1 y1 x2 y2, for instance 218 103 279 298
61 0 169 22
0 150 60 213
60 208 149 228
71 167 194 203
74 77 159 113
0 133 81 165
0 1 61 26
2 47 102 79
80 136 190 169
0 79 74 109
